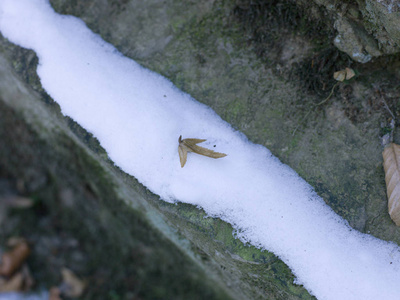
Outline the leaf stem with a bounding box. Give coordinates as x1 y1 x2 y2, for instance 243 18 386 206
292 82 340 136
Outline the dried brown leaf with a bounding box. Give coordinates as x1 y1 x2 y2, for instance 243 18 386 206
333 70 346 82
178 139 188 168
60 268 86 298
178 136 227 167
7 237 27 248
0 196 33 209
345 67 355 80
0 271 24 292
383 143 400 225
333 68 355 81
21 265 34 291
0 241 30 277
49 287 62 300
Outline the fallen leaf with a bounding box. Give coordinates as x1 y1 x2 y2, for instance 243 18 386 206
333 67 355 82
0 271 24 292
383 143 400 225
21 264 34 291
2 196 34 209
333 70 346 82
178 135 227 167
344 67 355 80
60 268 86 298
48 287 62 300
7 237 27 248
0 240 30 277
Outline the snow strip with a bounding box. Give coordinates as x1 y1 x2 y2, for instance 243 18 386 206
0 1 399 299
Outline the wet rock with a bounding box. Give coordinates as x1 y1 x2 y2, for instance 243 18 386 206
1 0 400 299
361 0 400 54
299 0 400 59
0 48 237 299
333 17 381 63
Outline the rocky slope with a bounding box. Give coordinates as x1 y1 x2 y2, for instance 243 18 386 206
1 0 399 298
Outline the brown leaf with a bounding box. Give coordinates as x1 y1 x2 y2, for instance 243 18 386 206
0 241 31 277
21 264 34 291
333 68 355 82
333 70 346 82
0 271 24 292
60 268 86 298
2 196 34 209
383 143 400 226
345 67 355 80
48 287 62 300
7 237 27 248
178 135 227 167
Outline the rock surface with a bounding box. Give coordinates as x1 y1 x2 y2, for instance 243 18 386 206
307 0 400 61
0 0 400 299
0 48 235 299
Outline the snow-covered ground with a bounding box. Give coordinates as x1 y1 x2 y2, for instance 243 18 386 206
0 1 399 299
0 292 47 300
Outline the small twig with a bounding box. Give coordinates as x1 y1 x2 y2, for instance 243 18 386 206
315 82 340 107
292 110 312 137
380 94 396 120
292 82 340 136
375 87 396 146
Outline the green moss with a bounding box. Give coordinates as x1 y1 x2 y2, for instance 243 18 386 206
0 50 238 299
5 0 400 298
225 98 247 123
155 199 314 299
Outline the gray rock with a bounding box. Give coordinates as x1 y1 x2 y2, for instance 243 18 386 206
333 17 381 63
0 48 236 299
1 0 400 298
361 0 400 54
0 11 314 300
300 0 400 60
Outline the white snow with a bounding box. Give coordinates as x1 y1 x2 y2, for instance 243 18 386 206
0 292 47 300
0 1 399 299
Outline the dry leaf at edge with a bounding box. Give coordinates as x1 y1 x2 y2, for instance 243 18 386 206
0 264 33 293
48 287 62 300
1 196 33 209
333 70 346 82
333 67 355 82
0 240 31 277
178 135 227 167
383 143 400 226
344 67 355 80
60 268 86 298
0 272 24 292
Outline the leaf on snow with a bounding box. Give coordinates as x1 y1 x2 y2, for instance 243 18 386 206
383 143 400 226
178 135 227 167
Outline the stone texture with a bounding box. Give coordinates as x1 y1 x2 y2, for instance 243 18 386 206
298 0 400 60
0 50 236 299
0 12 314 299
1 0 400 298
361 0 400 53
333 17 381 63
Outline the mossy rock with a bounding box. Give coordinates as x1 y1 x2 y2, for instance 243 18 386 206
1 0 400 298
0 25 313 300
